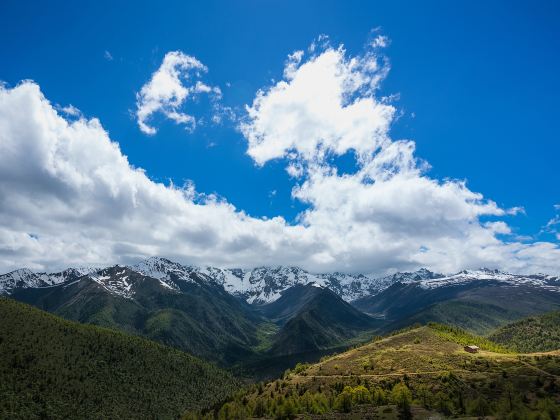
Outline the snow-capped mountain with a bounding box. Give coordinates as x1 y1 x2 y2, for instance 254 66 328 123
132 259 392 303
410 268 560 292
132 257 194 284
88 266 148 299
1 257 559 302
0 267 93 295
81 259 560 302
0 257 400 302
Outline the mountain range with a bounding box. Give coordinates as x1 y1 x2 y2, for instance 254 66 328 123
1 257 560 374
3 257 558 303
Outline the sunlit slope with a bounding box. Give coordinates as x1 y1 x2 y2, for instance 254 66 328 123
203 325 560 418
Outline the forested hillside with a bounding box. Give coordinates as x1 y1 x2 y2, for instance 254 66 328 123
0 298 237 419
489 310 560 352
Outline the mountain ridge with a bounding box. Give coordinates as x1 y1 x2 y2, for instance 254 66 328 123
2 256 558 304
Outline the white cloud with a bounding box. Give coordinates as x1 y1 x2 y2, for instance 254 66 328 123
0 82 309 272
135 51 221 135
0 38 559 276
238 38 560 275
371 35 389 48
484 221 512 235
541 204 560 241
546 216 560 228
543 213 560 242
240 44 393 166
61 104 81 117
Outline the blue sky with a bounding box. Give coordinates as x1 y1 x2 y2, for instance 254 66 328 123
0 0 558 273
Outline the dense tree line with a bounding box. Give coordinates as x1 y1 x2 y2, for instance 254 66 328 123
0 298 238 419
186 370 560 419
489 311 560 353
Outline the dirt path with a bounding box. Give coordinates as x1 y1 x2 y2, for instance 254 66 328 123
295 362 560 382
519 360 560 379
294 369 470 380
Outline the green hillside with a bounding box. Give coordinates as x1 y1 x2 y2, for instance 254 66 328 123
386 299 525 335
489 310 560 353
267 286 379 356
198 325 560 419
12 268 262 366
0 297 237 420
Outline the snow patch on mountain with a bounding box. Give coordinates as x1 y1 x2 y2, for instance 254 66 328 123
412 268 560 292
131 256 204 289
0 267 94 295
89 267 138 298
2 257 559 302
189 265 424 303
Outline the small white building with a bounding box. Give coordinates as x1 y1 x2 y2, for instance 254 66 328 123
464 345 480 353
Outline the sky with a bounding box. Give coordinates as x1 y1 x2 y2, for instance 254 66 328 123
0 0 559 275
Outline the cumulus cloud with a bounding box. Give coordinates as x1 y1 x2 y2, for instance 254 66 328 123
135 51 221 135
238 37 560 275
240 42 392 166
0 82 312 272
0 37 559 276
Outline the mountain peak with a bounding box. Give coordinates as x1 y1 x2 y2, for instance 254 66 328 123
6 267 34 277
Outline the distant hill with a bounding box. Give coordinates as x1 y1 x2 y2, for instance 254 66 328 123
201 324 560 419
266 285 380 356
0 297 237 419
258 283 327 324
353 280 560 335
489 310 560 352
